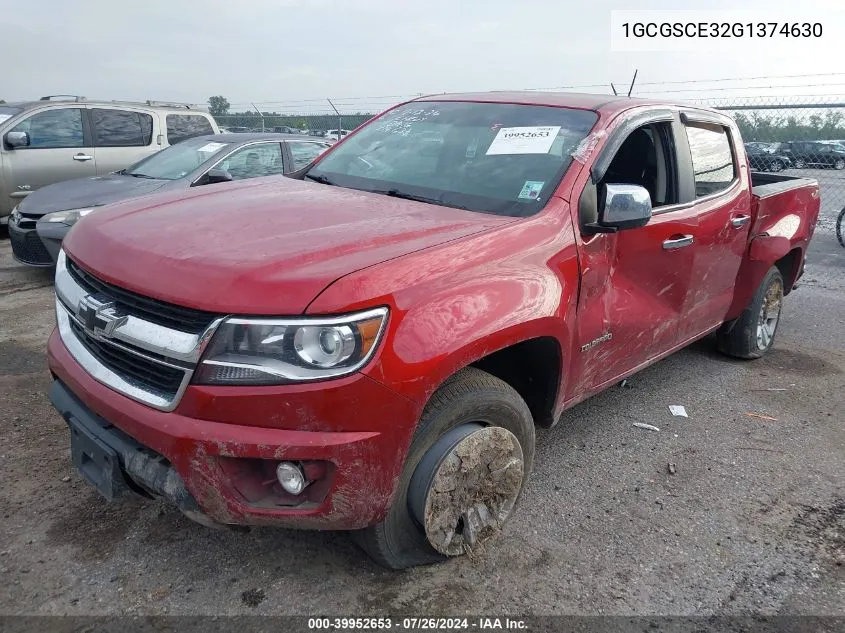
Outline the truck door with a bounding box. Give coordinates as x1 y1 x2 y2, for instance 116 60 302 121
675 113 751 342
3 106 96 205
570 114 698 395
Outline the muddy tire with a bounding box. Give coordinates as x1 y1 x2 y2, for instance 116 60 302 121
717 267 784 359
354 367 535 569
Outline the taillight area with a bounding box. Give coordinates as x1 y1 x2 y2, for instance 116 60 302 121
217 457 334 508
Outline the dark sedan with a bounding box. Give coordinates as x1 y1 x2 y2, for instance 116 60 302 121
9 133 333 266
745 144 793 172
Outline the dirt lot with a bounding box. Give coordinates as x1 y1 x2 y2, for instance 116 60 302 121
0 210 843 616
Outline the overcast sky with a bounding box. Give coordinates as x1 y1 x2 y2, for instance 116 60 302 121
2 0 842 113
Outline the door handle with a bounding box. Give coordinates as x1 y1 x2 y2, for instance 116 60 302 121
731 214 751 228
73 153 93 162
662 235 694 250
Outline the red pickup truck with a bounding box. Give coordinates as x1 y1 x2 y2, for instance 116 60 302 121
48 92 819 569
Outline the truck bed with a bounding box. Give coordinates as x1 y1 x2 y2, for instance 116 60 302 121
750 171 818 199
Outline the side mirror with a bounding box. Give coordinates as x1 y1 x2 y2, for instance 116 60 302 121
5 131 30 149
206 168 233 184
585 183 652 234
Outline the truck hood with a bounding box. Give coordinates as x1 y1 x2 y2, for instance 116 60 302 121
64 177 513 314
17 173 170 216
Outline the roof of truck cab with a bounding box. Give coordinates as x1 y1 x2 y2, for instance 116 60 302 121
414 91 677 115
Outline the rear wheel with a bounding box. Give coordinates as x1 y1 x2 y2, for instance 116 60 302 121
837 207 845 247
794 158 806 169
717 267 784 359
354 367 535 569
834 158 845 170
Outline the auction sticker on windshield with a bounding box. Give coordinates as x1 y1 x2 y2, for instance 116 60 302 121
486 126 560 155
198 142 228 154
518 180 545 200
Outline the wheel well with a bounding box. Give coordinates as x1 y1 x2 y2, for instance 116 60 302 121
775 247 802 294
470 337 561 428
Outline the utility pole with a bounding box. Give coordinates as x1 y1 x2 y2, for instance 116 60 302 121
327 98 341 139
251 102 264 131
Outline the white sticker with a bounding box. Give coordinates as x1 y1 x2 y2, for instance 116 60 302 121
518 181 545 200
486 126 560 156
197 142 228 154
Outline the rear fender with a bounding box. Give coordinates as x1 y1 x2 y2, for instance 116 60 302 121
749 234 791 263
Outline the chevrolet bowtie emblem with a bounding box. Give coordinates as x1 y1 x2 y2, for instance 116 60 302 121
77 294 128 339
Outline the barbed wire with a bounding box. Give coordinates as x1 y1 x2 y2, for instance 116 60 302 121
223 72 845 111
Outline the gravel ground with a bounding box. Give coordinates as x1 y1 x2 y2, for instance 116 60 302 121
0 186 842 617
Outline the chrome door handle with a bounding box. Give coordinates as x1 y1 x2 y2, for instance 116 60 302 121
662 235 694 250
73 154 93 162
731 214 751 228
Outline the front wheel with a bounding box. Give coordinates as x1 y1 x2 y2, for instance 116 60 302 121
834 158 845 171
354 367 535 569
794 158 806 169
717 267 784 359
837 207 845 247
768 160 783 172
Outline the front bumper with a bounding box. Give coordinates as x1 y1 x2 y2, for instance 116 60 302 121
48 329 420 530
8 214 56 266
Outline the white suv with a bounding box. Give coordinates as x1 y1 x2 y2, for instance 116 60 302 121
0 95 219 222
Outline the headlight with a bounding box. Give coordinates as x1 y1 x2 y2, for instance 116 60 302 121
194 307 388 385
10 206 20 222
42 208 96 226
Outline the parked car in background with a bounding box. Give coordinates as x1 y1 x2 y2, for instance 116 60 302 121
780 140 845 169
0 96 218 223
9 133 332 266
272 126 298 134
324 129 351 141
744 143 793 172
48 92 819 569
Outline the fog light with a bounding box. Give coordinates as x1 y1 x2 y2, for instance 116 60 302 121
276 462 306 495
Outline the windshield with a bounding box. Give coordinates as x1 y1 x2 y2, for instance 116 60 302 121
308 101 597 217
124 137 230 180
0 106 23 126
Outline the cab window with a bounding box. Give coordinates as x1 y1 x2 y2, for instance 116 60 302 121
684 123 736 198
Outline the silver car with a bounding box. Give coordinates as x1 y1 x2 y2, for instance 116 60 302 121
0 95 220 223
8 133 333 266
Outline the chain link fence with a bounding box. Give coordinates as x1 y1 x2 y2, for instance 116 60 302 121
703 96 845 237
214 112 375 138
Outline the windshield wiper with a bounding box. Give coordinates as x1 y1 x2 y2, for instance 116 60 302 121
305 173 335 185
379 189 471 211
126 172 157 179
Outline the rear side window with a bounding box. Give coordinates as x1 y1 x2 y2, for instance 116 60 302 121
10 108 85 148
288 141 331 170
92 109 153 147
166 114 214 144
684 123 736 198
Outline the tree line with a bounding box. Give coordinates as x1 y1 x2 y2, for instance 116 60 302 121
733 110 845 142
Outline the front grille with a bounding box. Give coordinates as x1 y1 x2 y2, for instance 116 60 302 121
17 213 40 229
10 228 53 265
66 258 216 334
69 319 185 396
